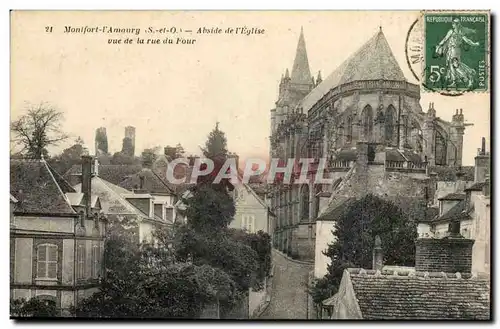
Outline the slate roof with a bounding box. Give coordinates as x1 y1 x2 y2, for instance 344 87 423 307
465 182 486 191
399 149 423 163
64 164 142 186
346 268 490 320
438 193 466 201
317 197 355 221
434 199 471 222
333 149 357 162
385 149 406 162
119 168 175 194
300 29 406 111
429 166 475 182
10 159 76 215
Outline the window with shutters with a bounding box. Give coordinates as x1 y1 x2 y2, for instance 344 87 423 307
242 215 255 233
165 207 174 222
77 243 86 280
36 244 58 279
91 244 100 278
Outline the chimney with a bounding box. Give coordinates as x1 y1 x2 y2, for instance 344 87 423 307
474 137 489 183
415 217 474 274
81 155 93 219
372 235 383 271
483 174 490 197
94 158 99 177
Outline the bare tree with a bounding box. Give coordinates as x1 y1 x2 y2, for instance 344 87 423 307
11 102 69 159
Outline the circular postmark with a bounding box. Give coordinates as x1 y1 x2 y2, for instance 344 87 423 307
405 14 468 97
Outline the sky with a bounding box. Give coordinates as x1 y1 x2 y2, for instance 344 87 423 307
11 11 490 166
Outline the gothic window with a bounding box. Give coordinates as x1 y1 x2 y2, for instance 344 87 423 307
362 105 373 140
435 130 447 165
77 243 86 280
91 243 101 278
301 184 310 220
346 116 353 143
385 106 396 144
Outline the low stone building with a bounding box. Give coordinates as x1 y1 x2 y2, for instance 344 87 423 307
325 225 490 320
10 156 106 316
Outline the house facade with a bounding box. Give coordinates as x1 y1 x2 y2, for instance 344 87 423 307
418 138 490 275
72 160 173 245
10 156 106 316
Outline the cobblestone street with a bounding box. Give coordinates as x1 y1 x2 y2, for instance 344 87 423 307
259 250 314 319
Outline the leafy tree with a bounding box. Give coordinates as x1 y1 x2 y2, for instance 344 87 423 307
173 228 258 292
199 122 234 191
111 151 139 165
227 229 272 290
310 194 417 304
164 143 185 160
180 184 235 233
10 297 58 317
141 148 157 166
11 102 69 159
47 137 85 174
74 232 237 318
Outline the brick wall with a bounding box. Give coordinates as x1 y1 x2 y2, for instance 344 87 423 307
415 238 474 273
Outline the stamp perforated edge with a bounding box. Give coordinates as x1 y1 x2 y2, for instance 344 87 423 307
420 10 491 94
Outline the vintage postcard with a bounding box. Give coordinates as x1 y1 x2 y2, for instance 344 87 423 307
10 10 491 320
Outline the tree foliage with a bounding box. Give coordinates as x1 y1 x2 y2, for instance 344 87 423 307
164 143 185 161
47 137 85 175
199 122 234 192
11 102 69 159
310 194 417 305
180 184 236 233
74 233 237 318
227 229 272 290
10 297 58 317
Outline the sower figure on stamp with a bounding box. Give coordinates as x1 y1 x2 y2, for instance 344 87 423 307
435 17 480 88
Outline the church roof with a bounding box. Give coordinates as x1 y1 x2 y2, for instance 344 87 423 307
290 27 312 85
300 29 406 112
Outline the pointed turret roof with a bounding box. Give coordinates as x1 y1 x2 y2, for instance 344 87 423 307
290 27 312 85
300 29 406 111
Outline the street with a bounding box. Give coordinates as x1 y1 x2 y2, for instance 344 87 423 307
259 250 313 319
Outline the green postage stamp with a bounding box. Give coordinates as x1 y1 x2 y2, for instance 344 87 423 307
424 12 489 92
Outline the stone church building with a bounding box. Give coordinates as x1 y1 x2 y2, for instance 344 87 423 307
269 28 468 261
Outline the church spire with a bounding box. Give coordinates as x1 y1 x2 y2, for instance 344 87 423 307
290 27 312 85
